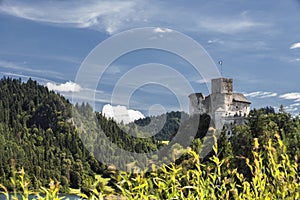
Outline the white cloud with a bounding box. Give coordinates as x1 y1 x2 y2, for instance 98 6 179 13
197 17 264 34
244 91 277 98
46 81 81 92
290 58 300 62
102 104 144 124
284 103 300 115
0 60 61 76
195 79 210 84
0 71 52 83
284 106 298 113
280 92 300 102
290 42 300 49
207 39 224 44
153 27 173 33
290 103 300 107
0 1 266 35
0 0 139 34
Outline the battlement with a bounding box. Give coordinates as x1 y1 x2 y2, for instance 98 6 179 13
212 78 233 94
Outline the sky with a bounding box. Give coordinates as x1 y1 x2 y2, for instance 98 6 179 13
1 0 300 120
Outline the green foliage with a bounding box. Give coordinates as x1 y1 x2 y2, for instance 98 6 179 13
0 77 160 190
0 166 64 200
2 136 298 199
114 136 299 199
228 107 300 180
132 111 189 141
0 77 101 189
80 174 114 200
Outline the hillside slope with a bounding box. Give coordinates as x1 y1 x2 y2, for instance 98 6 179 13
0 77 158 191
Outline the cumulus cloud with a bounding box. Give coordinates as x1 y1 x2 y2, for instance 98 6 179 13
244 91 277 98
290 42 300 49
46 81 81 92
153 27 173 33
279 92 300 102
102 104 145 124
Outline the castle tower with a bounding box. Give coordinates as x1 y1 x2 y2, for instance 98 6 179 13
211 78 233 94
210 78 233 129
189 78 251 134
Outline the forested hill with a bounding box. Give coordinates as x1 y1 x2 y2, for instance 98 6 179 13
0 77 158 191
0 77 96 191
130 111 189 141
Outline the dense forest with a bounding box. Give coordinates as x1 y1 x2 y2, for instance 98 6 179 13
131 111 189 141
0 77 299 198
0 77 160 191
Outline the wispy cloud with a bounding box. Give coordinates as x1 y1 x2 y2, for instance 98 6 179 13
244 91 277 98
197 17 264 34
284 105 298 113
0 71 53 83
290 58 300 62
280 92 300 102
0 0 139 34
46 81 81 92
207 39 224 44
290 42 300 49
282 101 300 115
290 103 300 107
0 0 267 35
0 60 61 77
194 79 210 84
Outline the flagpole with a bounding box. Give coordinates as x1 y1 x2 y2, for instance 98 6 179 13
218 60 223 77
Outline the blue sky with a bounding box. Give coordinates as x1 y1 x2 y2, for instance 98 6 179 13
1 0 300 116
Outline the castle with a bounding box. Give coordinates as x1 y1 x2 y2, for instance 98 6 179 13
189 78 251 136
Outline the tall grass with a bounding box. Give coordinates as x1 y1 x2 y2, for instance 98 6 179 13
0 135 299 199
0 165 62 200
115 135 299 199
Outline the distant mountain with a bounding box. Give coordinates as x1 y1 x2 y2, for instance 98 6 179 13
130 111 211 141
130 111 189 141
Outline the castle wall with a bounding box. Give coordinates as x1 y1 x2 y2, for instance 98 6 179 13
228 101 250 117
189 94 200 115
189 78 250 132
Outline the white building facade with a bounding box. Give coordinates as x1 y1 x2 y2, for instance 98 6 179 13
189 78 251 136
